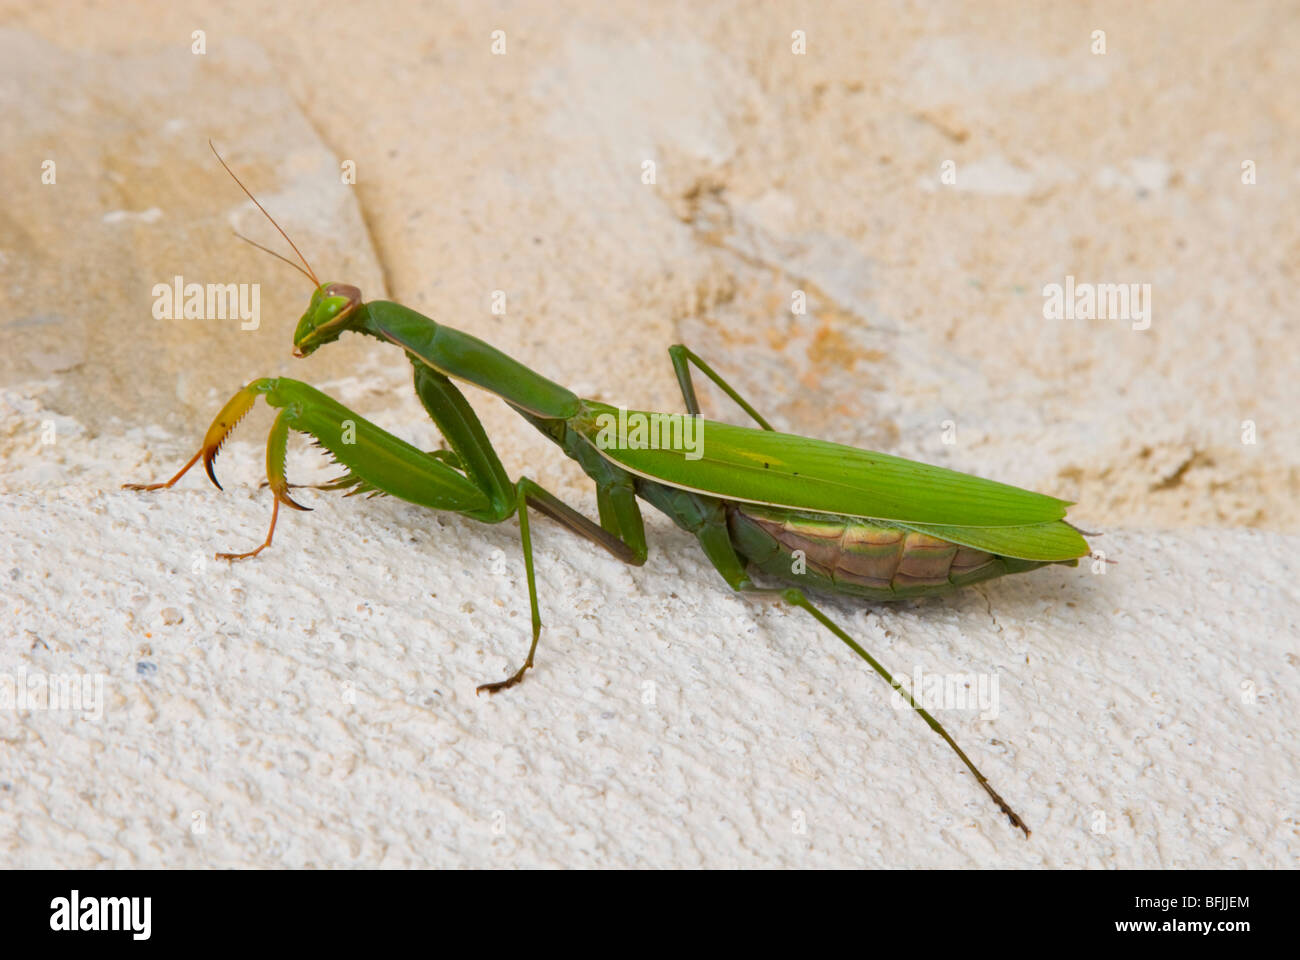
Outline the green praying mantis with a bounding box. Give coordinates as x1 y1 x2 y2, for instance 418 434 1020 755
126 142 1095 838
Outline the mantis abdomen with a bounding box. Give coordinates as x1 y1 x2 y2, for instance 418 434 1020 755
728 503 1050 600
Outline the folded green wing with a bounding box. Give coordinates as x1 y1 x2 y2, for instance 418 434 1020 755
899 521 1087 562
575 403 1088 561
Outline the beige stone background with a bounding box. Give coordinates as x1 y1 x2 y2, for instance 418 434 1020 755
1 1 1296 866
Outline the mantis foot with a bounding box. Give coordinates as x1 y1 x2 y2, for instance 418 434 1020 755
475 661 533 696
216 544 271 562
214 497 284 562
977 777 1032 839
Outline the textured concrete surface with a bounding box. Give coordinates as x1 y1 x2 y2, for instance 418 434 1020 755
2 2 1297 866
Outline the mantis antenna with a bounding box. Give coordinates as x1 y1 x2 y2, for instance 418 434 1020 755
208 138 321 288
231 230 318 286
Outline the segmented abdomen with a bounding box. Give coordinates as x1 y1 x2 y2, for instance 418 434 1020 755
728 503 1042 600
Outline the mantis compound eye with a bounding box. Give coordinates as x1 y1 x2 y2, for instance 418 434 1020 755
323 282 361 303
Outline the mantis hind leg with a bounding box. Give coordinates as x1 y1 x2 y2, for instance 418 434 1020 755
667 494 1031 837
667 344 774 430
761 587 1030 838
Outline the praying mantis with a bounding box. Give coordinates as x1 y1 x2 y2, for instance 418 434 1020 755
126 143 1095 838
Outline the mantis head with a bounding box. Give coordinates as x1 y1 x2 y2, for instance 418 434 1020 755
208 140 365 358
292 283 363 357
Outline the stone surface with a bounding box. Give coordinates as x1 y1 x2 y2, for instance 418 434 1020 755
1 1 1296 866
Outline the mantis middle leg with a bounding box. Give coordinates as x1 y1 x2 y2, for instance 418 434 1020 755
667 344 774 430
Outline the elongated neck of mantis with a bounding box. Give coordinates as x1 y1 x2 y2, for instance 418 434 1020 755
360 300 583 421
